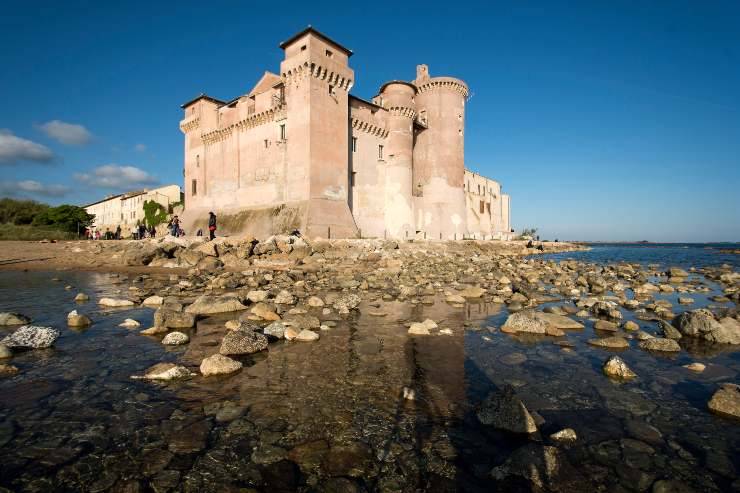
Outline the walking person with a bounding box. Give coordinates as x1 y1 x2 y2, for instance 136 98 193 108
208 212 217 240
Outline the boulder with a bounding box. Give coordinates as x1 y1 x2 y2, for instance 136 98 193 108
122 243 161 266
200 354 242 376
1 326 60 349
707 383 740 419
501 310 547 334
133 362 193 381
476 385 537 434
220 329 268 355
639 338 681 352
185 295 247 315
162 331 190 345
154 309 196 329
99 298 135 308
603 356 636 379
67 310 92 327
673 309 740 344
0 312 31 326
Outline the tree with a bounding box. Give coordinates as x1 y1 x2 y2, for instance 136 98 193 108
143 200 168 226
32 205 94 233
0 198 49 225
520 227 538 237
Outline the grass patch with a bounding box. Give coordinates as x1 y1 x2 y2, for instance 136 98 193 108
0 223 81 241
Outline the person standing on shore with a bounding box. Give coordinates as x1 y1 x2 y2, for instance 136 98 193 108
115 225 121 240
170 216 179 237
208 212 217 240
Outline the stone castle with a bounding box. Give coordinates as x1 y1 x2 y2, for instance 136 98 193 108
179 27 511 240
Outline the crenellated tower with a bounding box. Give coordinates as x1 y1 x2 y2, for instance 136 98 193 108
412 64 469 239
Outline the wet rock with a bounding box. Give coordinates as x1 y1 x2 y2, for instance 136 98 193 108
550 428 577 443
591 300 623 319
490 443 581 490
294 329 319 342
674 308 740 344
477 385 537 433
154 309 196 329
0 363 19 376
0 312 30 326
623 321 639 331
445 293 466 304
67 310 92 328
74 293 89 302
502 310 547 334
200 354 242 376
639 338 681 352
678 297 694 305
624 419 663 445
707 383 740 419
1 325 60 349
501 352 527 365
140 325 168 335
683 362 705 372
658 320 682 340
587 336 629 349
535 312 584 329
263 321 287 339
251 444 288 465
219 328 268 355
142 295 164 306
594 320 618 331
133 363 193 381
185 295 247 315
0 344 11 359
118 318 140 328
603 355 636 379
98 298 135 307
162 331 189 345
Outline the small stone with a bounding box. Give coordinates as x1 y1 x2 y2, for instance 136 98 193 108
134 363 193 381
0 344 12 359
678 297 694 305
263 321 287 339
274 290 296 305
683 362 705 372
162 331 189 345
439 328 453 336
445 294 466 304
74 293 89 302
307 296 325 307
220 328 268 355
119 318 140 328
142 295 164 306
200 354 242 376
246 290 268 303
224 319 241 330
66 310 92 328
0 364 19 375
140 325 169 335
550 428 577 443
403 387 415 400
603 355 637 379
623 321 639 331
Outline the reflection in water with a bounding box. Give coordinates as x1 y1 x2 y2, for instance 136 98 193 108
0 270 738 491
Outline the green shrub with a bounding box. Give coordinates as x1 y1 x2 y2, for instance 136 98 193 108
143 200 168 226
0 198 50 225
32 205 94 233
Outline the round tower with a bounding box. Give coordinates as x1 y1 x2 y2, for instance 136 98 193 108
379 81 416 238
412 65 469 239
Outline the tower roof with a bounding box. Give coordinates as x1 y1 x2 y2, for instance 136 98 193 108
279 26 353 57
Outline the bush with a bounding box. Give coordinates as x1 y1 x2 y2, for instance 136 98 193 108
143 200 168 226
32 205 94 233
0 198 49 225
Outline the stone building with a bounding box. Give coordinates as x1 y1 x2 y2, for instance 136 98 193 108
84 184 182 237
179 27 512 240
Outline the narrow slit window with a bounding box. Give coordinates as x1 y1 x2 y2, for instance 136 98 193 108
325 49 333 58
191 180 197 196
280 124 286 140
378 145 384 159
352 137 357 152
480 200 485 214
264 139 269 148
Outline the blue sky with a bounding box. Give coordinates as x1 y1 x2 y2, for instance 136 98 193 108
1 1 738 241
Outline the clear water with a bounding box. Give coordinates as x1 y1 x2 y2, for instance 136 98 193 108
0 256 738 491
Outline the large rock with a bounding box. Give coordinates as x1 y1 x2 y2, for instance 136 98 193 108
132 362 193 381
1 326 60 349
707 383 740 419
674 309 740 344
603 355 636 379
220 329 268 355
200 354 242 376
99 298 135 308
639 338 681 352
490 443 581 490
0 312 30 326
501 310 547 334
476 385 537 433
154 308 196 329
122 243 161 266
162 331 189 345
185 295 247 315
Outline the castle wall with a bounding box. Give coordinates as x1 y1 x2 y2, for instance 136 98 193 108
464 170 508 239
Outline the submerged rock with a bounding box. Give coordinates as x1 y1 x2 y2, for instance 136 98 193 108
0 364 19 376
1 326 60 349
603 355 637 379
74 293 89 302
490 443 581 490
133 362 193 381
683 362 706 372
220 329 268 355
0 312 30 326
477 385 538 433
707 383 740 419
550 428 577 443
658 320 682 340
408 319 437 335
200 354 242 376
674 309 740 344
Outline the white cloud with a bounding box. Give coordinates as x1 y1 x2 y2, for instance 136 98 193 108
0 180 70 198
37 120 92 145
74 164 158 190
134 143 147 152
0 129 55 164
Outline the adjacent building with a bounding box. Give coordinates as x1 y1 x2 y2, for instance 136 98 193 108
179 27 512 240
84 185 182 236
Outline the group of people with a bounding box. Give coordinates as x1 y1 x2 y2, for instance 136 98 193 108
83 212 217 241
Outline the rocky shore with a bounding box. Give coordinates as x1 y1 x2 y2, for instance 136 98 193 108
0 235 739 492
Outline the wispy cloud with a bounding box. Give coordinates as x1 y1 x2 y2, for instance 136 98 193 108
0 179 70 198
134 143 147 152
37 120 92 145
74 164 158 190
0 129 55 164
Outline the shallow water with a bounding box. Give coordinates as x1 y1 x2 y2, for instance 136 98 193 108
0 265 738 492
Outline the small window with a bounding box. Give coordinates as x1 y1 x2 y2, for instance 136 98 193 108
478 184 481 195
480 200 485 214
264 139 269 148
301 45 307 51
325 49 333 58
378 145 384 159
352 137 357 152
192 179 197 196
196 154 200 168
280 124 286 140
329 85 335 96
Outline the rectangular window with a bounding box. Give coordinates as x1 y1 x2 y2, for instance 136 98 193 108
191 179 197 196
280 124 286 140
478 184 481 195
378 145 384 159
480 200 485 214
329 85 335 96
352 137 357 152
325 49 333 58
264 139 269 148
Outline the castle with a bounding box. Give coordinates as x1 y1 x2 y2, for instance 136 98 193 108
179 27 511 240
